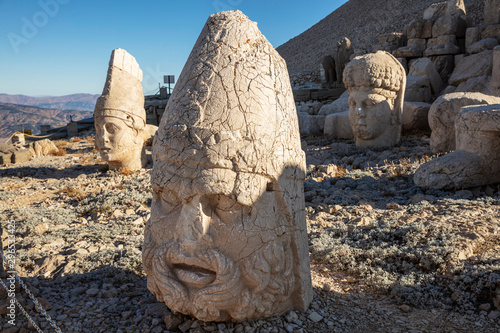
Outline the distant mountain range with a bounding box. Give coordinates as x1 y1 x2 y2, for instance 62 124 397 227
0 93 99 112
0 103 93 138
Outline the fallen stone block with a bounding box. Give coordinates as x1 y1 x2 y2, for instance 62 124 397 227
423 2 447 20
491 46 500 97
298 112 326 136
11 149 33 164
409 57 443 94
318 90 349 115
455 75 491 94
467 38 498 54
415 104 500 189
429 55 455 81
293 89 312 102
402 101 431 133
0 153 12 165
393 46 425 58
449 50 493 86
428 92 500 153
311 88 344 101
405 75 432 103
324 111 353 139
484 0 500 25
407 38 427 48
481 24 500 43
407 19 432 39
29 139 58 156
427 35 457 47
423 44 461 57
432 15 467 38
465 27 481 53
299 102 324 115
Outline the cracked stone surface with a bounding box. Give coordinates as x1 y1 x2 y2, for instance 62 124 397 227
428 92 500 154
343 51 406 148
415 104 500 189
94 48 157 172
143 10 312 322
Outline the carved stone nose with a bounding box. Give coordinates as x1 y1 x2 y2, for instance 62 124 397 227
175 196 213 252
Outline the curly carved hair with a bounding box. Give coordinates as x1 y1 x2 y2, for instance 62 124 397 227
343 51 405 95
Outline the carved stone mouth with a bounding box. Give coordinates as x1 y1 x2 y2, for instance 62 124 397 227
172 263 216 288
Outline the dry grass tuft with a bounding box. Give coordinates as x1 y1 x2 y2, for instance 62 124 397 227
55 140 69 149
70 137 83 143
50 148 67 156
118 168 134 176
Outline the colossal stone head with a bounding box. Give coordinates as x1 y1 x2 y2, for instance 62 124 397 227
94 48 148 171
143 10 312 322
343 51 406 148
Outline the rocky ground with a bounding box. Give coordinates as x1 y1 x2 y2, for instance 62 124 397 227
0 131 499 332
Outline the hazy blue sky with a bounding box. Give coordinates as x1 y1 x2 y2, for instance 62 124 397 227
0 0 347 96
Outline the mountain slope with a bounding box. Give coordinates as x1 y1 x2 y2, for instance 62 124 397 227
0 93 99 112
277 0 484 78
0 103 93 138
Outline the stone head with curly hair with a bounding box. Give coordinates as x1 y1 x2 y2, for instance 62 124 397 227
343 51 406 148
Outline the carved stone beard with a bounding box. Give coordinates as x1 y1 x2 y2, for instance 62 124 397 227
144 237 294 322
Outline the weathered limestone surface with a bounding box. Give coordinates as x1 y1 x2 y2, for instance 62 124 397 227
407 19 433 39
409 57 442 94
29 139 57 156
322 55 336 86
427 34 457 47
324 111 354 139
430 55 455 80
402 101 431 133
298 113 326 135
0 143 33 165
491 46 500 97
407 38 427 48
405 75 432 103
94 48 157 172
423 2 448 20
455 75 492 94
465 27 481 53
335 37 354 84
144 10 312 322
467 38 498 54
428 92 500 153
318 90 349 115
432 15 467 38
449 50 494 86
481 24 500 43
393 45 425 58
423 43 461 56
343 51 406 148
484 0 500 25
415 104 500 189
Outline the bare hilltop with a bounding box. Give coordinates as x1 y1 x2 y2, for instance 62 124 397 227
277 0 485 78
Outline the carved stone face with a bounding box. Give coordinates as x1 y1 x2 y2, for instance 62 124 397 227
144 168 294 321
95 116 142 167
348 90 395 140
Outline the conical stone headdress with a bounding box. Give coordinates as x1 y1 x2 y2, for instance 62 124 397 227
94 48 146 130
153 10 306 205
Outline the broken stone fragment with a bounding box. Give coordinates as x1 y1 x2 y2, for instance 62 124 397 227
415 104 500 189
428 92 500 153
